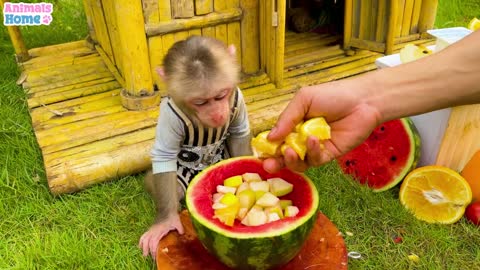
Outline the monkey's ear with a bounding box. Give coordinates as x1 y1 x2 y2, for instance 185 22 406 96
227 44 236 57
155 67 166 78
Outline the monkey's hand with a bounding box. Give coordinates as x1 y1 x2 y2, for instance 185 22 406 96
138 212 184 258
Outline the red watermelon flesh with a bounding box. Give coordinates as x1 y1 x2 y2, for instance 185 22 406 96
337 118 420 191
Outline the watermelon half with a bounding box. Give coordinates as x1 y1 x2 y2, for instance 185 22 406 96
185 157 319 270
337 118 421 192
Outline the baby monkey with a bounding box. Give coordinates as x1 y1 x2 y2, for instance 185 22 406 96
139 36 252 258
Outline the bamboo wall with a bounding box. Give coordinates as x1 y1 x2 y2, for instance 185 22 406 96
345 0 437 54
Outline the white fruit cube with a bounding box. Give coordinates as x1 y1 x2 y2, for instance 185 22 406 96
242 172 262 182
212 202 227 209
269 178 293 197
236 182 250 195
237 207 249 220
216 185 237 194
212 193 224 203
237 189 256 209
224 175 243 187
265 204 284 219
256 192 280 207
279 199 292 209
249 181 270 192
267 212 281 222
284 206 299 217
243 207 267 226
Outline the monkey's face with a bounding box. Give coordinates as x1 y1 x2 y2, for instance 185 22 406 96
186 86 233 128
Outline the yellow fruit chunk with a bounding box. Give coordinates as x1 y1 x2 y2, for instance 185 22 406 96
214 203 240 226
399 165 472 224
468 17 480 31
220 193 239 206
251 131 282 158
224 175 243 188
399 44 433 63
299 117 331 141
282 132 307 160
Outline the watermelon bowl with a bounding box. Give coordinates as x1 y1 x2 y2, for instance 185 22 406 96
185 157 320 270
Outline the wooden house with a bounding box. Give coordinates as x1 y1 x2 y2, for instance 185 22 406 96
3 0 438 194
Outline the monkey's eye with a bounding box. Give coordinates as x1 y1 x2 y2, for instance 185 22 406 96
192 100 208 106
214 89 230 100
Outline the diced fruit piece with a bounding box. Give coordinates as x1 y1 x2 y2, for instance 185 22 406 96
283 132 307 160
242 206 268 226
242 172 262 182
294 121 304 133
217 185 237 194
468 17 480 31
236 182 250 195
284 206 300 217
250 181 270 192
256 192 280 207
224 175 243 187
300 117 331 141
399 165 472 224
212 202 227 209
220 193 239 206
237 207 249 220
214 204 240 227
269 178 294 197
461 150 480 202
279 200 292 209
267 212 281 222
255 191 266 201
237 189 256 209
265 204 284 219
251 131 282 158
212 193 223 203
216 213 236 226
400 44 432 63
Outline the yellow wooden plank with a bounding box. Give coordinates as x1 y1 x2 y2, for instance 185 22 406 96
265 0 275 81
286 33 329 46
215 24 228 44
46 139 153 194
274 0 286 87
238 73 270 90
393 33 420 44
30 89 121 124
352 0 360 38
436 105 480 172
227 22 242 67
349 38 386 52
369 0 379 41
240 0 260 74
409 0 422 34
26 60 107 80
24 70 114 90
142 0 160 23
162 34 176 59
36 109 159 151
392 38 435 52
146 8 242 37
284 46 344 68
101 0 123 70
226 0 239 8
43 127 156 164
20 54 100 72
401 0 415 36
214 0 227 11
358 0 372 40
20 46 95 66
242 83 277 102
116 0 154 97
375 0 387 42
285 35 341 55
158 0 172 21
28 80 121 108
259 0 266 70
201 26 216 38
172 0 195 18
174 31 189 42
195 0 213 15
25 62 109 85
28 40 86 58
343 0 353 48
28 77 115 96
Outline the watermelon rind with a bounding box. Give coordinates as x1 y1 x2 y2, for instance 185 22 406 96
186 157 320 270
338 117 421 192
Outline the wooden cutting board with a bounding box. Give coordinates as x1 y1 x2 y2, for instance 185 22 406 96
157 210 348 270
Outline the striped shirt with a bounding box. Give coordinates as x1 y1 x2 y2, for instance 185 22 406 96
151 87 250 192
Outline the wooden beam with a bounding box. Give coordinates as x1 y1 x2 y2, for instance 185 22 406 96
172 0 194 18
1 0 30 62
146 8 242 37
240 0 260 74
385 0 398 54
418 0 438 33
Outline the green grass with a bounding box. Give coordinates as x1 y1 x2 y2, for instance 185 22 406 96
1 0 479 269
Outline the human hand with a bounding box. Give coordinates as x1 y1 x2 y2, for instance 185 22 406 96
138 212 184 259
263 81 381 172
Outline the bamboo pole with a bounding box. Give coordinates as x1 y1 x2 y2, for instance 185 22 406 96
240 0 260 74
101 0 123 71
201 26 216 38
385 0 398 54
82 0 98 43
88 0 115 62
158 0 172 21
1 0 30 62
394 0 405 37
146 8 242 37
142 0 160 23
172 0 194 18
418 0 438 33
215 24 228 44
188 28 202 36
115 0 158 110
214 0 227 11
274 0 286 87
148 36 165 94
375 0 386 42
259 0 266 70
358 0 372 40
227 22 242 67
343 0 353 49
401 0 414 37
95 45 126 88
409 0 422 34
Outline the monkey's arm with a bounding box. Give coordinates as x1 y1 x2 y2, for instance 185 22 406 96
149 171 179 222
